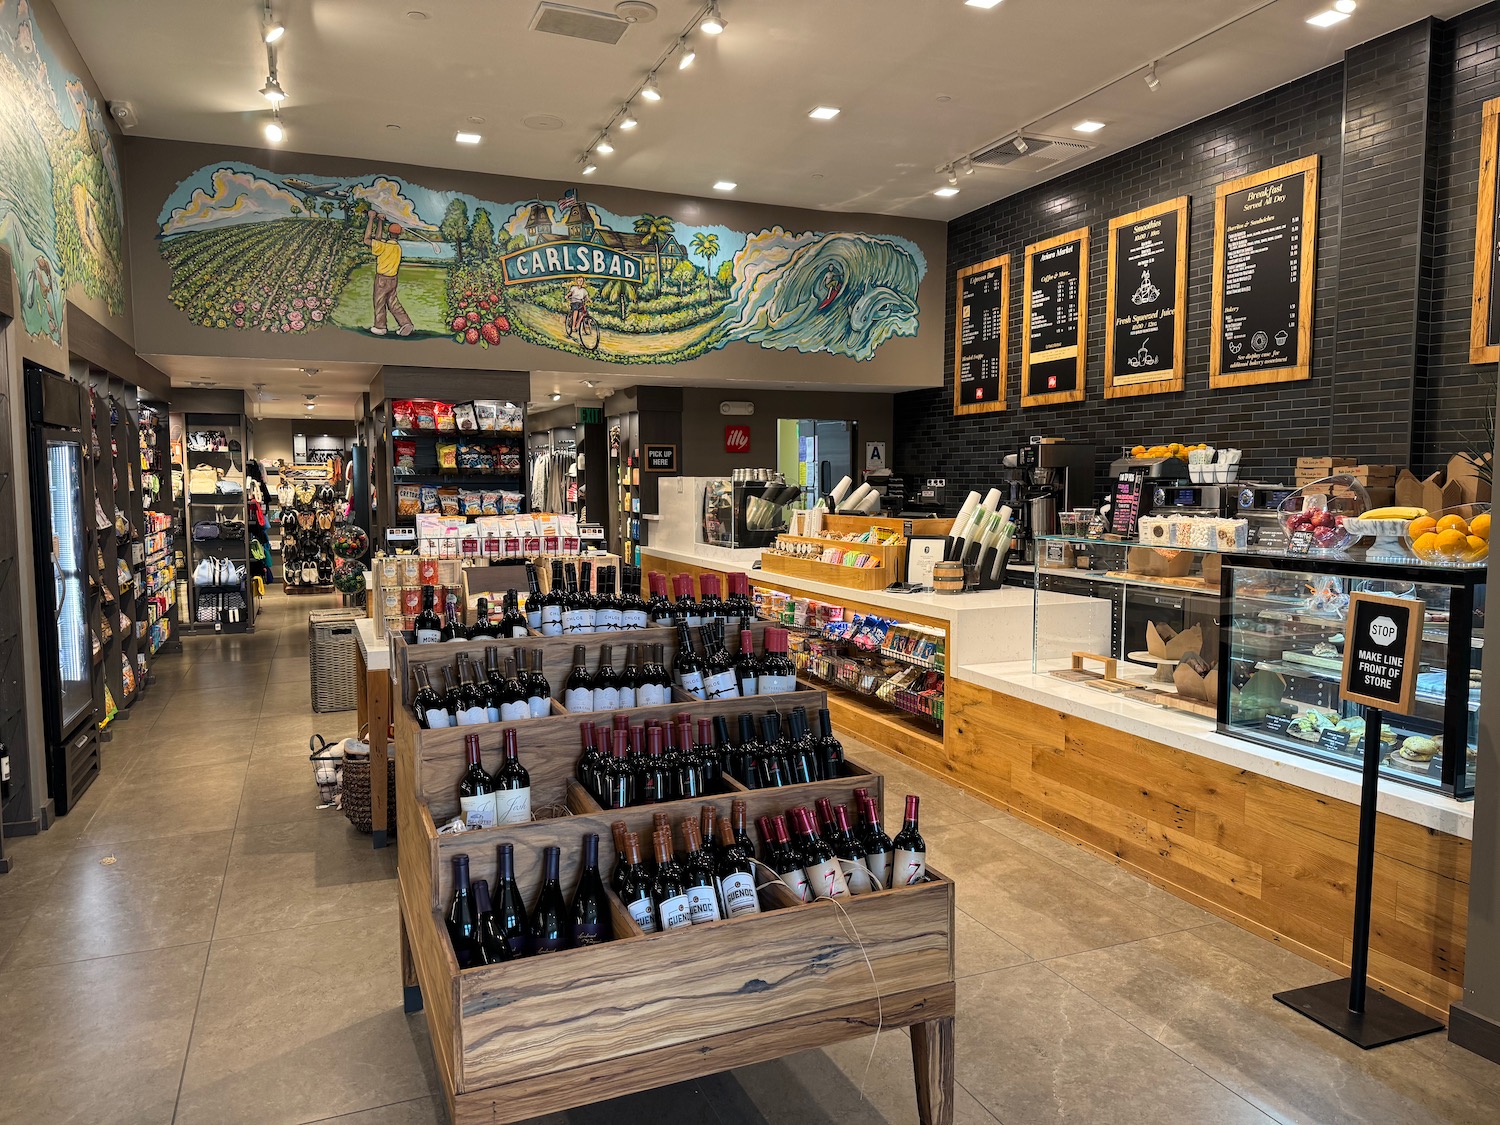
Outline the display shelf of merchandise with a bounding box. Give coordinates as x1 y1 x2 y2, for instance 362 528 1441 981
177 413 254 633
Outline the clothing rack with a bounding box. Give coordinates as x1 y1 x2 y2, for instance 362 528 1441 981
530 448 576 514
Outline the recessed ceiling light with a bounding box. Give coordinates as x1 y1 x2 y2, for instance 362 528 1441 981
550 391 562 402
934 186 960 197
965 0 1004 8
713 181 736 192
619 111 638 130
1335 0 1357 11
386 123 401 130
595 134 614 154
808 106 840 120
1074 120 1106 133
406 9 429 18
641 79 662 102
678 47 696 70
455 131 481 144
1306 9 1349 27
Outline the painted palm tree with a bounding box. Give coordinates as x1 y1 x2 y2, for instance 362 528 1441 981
600 276 640 319
632 214 677 291
690 232 719 288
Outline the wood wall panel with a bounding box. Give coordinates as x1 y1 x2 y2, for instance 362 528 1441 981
939 678 1469 1018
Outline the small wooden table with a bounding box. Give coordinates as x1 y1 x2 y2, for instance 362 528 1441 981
354 617 393 848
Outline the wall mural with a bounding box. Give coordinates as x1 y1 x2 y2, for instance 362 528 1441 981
156 163 926 363
0 0 126 341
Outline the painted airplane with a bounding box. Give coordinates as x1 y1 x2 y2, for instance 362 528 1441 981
281 178 352 202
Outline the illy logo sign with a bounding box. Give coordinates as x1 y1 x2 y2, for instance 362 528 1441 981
724 425 751 454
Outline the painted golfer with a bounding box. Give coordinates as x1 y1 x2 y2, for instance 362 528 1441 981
363 212 414 336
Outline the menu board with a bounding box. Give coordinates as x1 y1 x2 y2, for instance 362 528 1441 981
1210 156 1318 388
1022 227 1089 407
1470 97 1500 364
1105 197 1188 399
953 255 1010 416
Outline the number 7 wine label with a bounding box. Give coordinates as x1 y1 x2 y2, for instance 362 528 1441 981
892 849 926 886
805 857 850 899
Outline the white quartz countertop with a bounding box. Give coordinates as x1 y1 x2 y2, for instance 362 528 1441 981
354 616 390 672
960 660 1474 839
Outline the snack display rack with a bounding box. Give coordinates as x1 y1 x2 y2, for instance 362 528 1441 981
138 401 176 656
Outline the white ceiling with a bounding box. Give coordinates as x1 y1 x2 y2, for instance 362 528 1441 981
143 354 379 418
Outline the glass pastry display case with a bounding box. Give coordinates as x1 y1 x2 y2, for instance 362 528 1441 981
1218 553 1482 798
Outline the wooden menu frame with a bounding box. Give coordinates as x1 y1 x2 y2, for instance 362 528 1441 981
952 255 1010 416
1210 155 1319 389
1104 197 1188 399
1470 97 1500 364
1021 226 1089 408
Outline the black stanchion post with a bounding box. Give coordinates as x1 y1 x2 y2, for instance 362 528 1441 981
1346 708 1382 1016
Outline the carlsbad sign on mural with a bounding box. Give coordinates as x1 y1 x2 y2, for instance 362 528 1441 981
155 164 925 363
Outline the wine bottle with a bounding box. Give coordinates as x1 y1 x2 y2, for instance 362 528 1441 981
457 733 498 828
579 560 600 633
491 728 532 826
860 794 894 890
672 717 704 800
610 821 631 895
500 590 530 638
651 829 693 930
413 585 443 644
493 843 529 958
453 659 489 727
726 571 754 619
695 717 723 791
472 597 497 640
891 795 927 886
641 723 669 804
680 820 724 925
618 832 658 933
756 814 779 866
786 707 818 784
698 573 726 628
591 644 623 711
603 728 634 810
617 643 640 709
526 648 551 718
539 562 565 636
733 712 762 789
441 664 465 725
559 563 582 635
771 815 813 903
446 853 482 968
441 591 469 643
759 628 798 694
815 707 844 781
643 643 672 706
648 812 672 878
734 626 760 697
814 797 837 843
674 622 705 699
626 723 647 791
646 572 673 626
730 799 756 859
480 649 503 723
758 712 789 788
570 833 612 946
699 803 721 867
700 624 739 700
563 644 594 713
412 665 451 729
620 575 649 630
576 720 604 800
673 574 702 628
831 803 876 894
529 845 570 954
715 817 762 918
712 715 734 784
793 807 849 900
470 879 514 965
594 567 622 630
499 656 530 722
523 561 544 632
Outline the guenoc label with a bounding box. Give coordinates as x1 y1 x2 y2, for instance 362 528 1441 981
686 885 723 925
805 857 850 900
527 694 550 718
593 686 621 710
759 674 796 694
627 896 658 933
500 701 529 722
460 793 497 829
495 788 531 826
704 670 739 700
658 893 693 930
864 851 892 890
840 858 875 895
414 628 442 644
424 707 452 728
893 849 926 886
779 868 813 903
679 671 705 698
718 872 760 917
564 688 594 712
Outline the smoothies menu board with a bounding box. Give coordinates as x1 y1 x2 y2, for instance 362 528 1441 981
1470 97 1500 364
1105 198 1188 398
1022 227 1088 407
953 255 1010 415
1211 156 1318 388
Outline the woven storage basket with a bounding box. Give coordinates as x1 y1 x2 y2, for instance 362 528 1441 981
341 752 396 835
309 609 359 713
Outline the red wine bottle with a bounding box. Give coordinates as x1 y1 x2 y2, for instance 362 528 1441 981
891 795 927 886
815 707 844 781
771 815 813 903
491 728 532 826
471 597 497 640
618 832 658 933
440 591 469 643
610 821 631 895
591 644 623 711
594 566 622 630
641 723 670 804
453 659 488 727
470 879 514 964
577 560 599 633
732 712 762 788
570 833 612 946
700 624 739 700
698 803 721 867
526 648 551 718
446 853 482 967
412 666 451 729
830 804 876 894
786 707 818 784
457 733 498 829
680 820 724 925
860 795 894 890
494 843 529 958
539 562 565 636
673 716 704 799
603 729 633 810
793 806 849 900
695 717 723 791
674 622 705 699
441 664 465 724
755 814 779 866
730 798 756 860
576 720 604 800
815 797 838 843
734 626 760 696
529 845 570 954
757 712 789 788
758 628 797 694
499 657 529 722
480 649 504 723
618 643 640 709
414 585 443 644
715 817 762 918
646 572 673 626
564 644 594 713
651 829 693 930
620 574 649 630
523 562 544 632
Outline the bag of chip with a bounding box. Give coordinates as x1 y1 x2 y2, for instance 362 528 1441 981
474 400 499 431
454 402 479 432
461 489 483 516
394 439 417 473
501 490 523 515
433 401 457 433
436 442 458 473
439 487 461 516
413 400 438 430
481 491 500 516
397 484 421 517
420 485 440 513
393 400 417 430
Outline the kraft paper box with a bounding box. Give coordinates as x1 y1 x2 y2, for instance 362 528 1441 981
1446 454 1493 504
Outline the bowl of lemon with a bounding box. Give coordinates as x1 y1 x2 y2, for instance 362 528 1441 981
1407 505 1490 566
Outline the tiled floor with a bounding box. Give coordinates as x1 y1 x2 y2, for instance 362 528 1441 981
2 588 1498 1124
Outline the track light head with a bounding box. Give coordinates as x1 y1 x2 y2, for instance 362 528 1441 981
701 2 725 34
641 78 662 102
1145 62 1160 91
260 74 286 103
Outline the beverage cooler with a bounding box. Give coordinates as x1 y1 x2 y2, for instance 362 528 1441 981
25 365 99 814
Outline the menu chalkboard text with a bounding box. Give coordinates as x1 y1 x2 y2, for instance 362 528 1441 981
1022 227 1089 407
953 254 1010 415
1105 197 1188 398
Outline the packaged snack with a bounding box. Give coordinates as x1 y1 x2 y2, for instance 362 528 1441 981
500 402 523 431
433 401 457 433
461 489 484 516
397 484 421 517
418 558 440 585
401 587 423 616
436 442 458 473
439 487 461 516
413 399 438 431
454 402 479 432
392 400 417 430
394 439 417 474
401 557 421 584
501 490 523 515
420 485 440 513
481 491 500 516
474 400 499 431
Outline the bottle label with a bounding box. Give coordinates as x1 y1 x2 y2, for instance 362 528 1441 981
865 850 892 891
532 935 565 955
658 893 693 930
564 687 594 713
456 705 489 727
679 671 705 699
623 609 648 629
527 694 550 718
525 610 542 631
561 609 584 634
593 686 620 711
592 608 617 629
413 628 442 644
541 605 563 632
780 867 813 903
804 857 850 900
486 705 501 724
718 872 761 917
460 792 497 829
580 609 597 630
423 707 452 728
637 682 665 707
892 848 926 886
738 673 758 697
759 674 797 695
573 923 606 946
686 884 723 925
627 895 658 933
618 685 636 709
607 777 631 809
495 787 531 826
500 701 530 722
686 612 704 628
703 670 739 700
840 857 875 895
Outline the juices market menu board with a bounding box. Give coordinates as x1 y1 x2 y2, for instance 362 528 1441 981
1022 227 1088 408
953 255 1010 415
1105 197 1188 399
1210 155 1318 388
1470 97 1500 364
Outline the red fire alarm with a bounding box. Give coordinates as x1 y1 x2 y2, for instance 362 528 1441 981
724 424 751 454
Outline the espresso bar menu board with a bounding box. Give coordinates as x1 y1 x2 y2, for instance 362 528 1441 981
1105 197 1188 398
1021 227 1088 407
1470 97 1500 363
1210 155 1318 388
953 255 1010 415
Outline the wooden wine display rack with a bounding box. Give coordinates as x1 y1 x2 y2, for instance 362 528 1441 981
395 689 958 1124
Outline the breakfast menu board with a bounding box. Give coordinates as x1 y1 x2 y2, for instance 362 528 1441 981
953 255 1010 415
1210 155 1318 388
1022 227 1089 407
1105 197 1188 398
1470 97 1500 363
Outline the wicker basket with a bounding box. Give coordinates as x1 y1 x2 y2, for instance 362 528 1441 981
341 752 396 835
309 609 360 713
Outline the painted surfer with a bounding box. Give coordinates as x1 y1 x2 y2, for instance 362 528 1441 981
817 263 842 310
24 255 58 335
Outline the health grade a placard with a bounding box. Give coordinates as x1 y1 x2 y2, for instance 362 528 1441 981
1339 592 1426 715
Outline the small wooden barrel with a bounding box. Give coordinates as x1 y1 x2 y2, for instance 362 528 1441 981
932 560 965 594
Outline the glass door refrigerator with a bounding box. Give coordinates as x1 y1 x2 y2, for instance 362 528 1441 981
25 365 99 814
779 418 857 510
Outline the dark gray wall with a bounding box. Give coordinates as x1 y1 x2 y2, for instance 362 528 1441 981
678 387 893 481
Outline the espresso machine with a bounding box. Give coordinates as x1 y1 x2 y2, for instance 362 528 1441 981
1010 438 1096 563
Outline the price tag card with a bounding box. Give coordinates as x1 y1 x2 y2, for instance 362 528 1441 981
1287 529 1315 555
1318 728 1351 754
1339 592 1425 714
1262 714 1292 735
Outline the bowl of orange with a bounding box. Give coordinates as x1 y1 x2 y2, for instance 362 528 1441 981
1408 505 1490 566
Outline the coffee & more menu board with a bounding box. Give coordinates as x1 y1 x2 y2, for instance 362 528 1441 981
1105 197 1188 399
1210 155 1319 388
953 255 1010 415
1022 227 1088 407
1469 97 1500 364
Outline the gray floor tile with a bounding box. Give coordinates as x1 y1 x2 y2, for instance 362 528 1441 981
237 756 338 828
80 760 246 846
809 1034 1001 1125
304 1097 447 1125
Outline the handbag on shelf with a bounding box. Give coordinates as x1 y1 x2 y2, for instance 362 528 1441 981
192 558 215 586
215 478 243 496
218 520 245 539
222 464 245 488
188 464 220 494
191 521 220 541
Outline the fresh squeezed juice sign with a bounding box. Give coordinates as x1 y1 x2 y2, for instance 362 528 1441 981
1339 592 1425 714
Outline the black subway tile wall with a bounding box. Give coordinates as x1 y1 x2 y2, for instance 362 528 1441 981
896 3 1500 504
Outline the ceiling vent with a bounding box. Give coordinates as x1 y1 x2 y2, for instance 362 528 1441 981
972 135 1094 171
531 2 631 44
